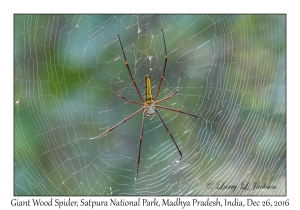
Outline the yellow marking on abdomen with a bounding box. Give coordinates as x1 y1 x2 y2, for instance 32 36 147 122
145 75 154 104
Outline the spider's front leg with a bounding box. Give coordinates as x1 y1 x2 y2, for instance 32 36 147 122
118 34 144 102
111 83 143 105
154 29 168 100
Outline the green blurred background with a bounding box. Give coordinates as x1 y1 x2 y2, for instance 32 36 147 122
14 15 286 195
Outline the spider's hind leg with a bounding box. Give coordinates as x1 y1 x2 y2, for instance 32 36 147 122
155 109 183 161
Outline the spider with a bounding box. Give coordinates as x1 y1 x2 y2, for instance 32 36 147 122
91 29 204 178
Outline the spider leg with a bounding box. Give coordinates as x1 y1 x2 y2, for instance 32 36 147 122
118 34 144 102
90 107 144 139
155 89 178 104
156 105 206 121
155 109 182 161
154 29 168 100
136 111 146 178
111 83 143 105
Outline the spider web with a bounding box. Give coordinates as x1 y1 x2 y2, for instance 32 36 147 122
14 14 286 195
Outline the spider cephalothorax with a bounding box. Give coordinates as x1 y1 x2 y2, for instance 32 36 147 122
91 29 204 178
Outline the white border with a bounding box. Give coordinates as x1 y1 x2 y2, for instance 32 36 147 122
2 1 297 209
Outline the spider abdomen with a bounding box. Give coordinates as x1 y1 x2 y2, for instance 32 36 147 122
145 75 154 104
